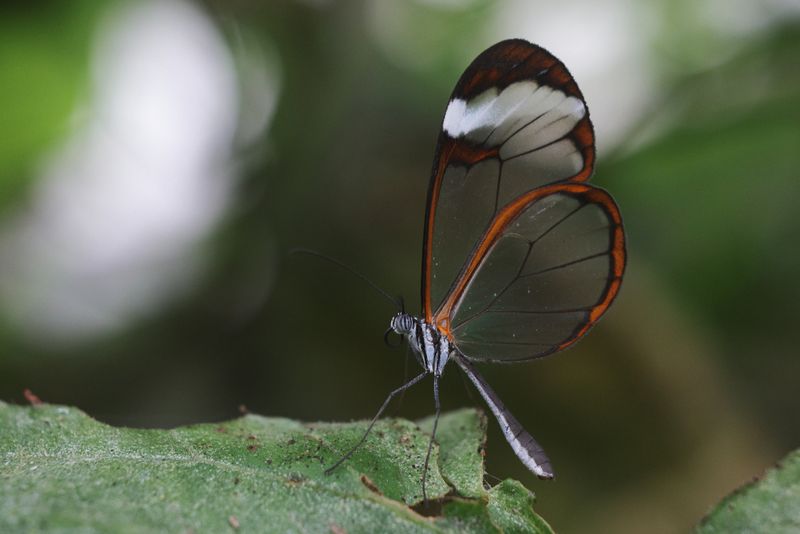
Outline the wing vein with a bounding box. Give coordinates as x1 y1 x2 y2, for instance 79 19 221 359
518 250 610 279
461 339 556 347
500 111 548 152
502 131 573 162
450 201 587 332
473 307 593 315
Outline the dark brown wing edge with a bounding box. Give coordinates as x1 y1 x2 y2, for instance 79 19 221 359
421 39 595 321
451 351 554 479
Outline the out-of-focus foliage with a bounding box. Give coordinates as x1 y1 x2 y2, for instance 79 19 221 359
0 402 553 533
0 0 103 209
0 1 798 533
604 24 800 442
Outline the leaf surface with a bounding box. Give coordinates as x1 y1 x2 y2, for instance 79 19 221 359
0 402 553 533
697 449 800 534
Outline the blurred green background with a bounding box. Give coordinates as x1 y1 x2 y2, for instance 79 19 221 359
1 0 799 532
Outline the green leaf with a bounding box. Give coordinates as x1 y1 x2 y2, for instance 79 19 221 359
697 449 800 533
0 402 552 533
418 408 488 499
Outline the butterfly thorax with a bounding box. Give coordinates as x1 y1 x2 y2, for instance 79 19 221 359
390 312 451 376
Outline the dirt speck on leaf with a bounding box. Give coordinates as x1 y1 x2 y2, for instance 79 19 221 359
360 475 382 496
23 389 43 406
286 473 306 486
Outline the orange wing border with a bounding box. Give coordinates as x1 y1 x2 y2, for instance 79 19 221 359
432 182 626 352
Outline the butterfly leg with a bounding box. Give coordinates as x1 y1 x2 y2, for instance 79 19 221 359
421 374 441 505
325 371 428 475
394 343 413 414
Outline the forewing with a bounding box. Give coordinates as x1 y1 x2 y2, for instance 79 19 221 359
440 184 625 363
422 39 594 320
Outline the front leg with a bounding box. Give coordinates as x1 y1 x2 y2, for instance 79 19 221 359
325 371 429 474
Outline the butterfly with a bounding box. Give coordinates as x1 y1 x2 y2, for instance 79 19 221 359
325 39 626 499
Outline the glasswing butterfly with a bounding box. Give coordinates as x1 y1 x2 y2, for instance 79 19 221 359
325 39 626 499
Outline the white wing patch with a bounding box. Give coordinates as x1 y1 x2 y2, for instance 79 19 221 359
442 98 468 136
442 81 586 161
500 95 586 158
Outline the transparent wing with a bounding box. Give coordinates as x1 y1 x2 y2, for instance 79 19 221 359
421 39 595 320
436 183 625 363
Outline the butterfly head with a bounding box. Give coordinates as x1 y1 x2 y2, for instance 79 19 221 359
390 312 415 335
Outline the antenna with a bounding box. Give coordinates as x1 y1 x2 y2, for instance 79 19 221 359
289 248 402 311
